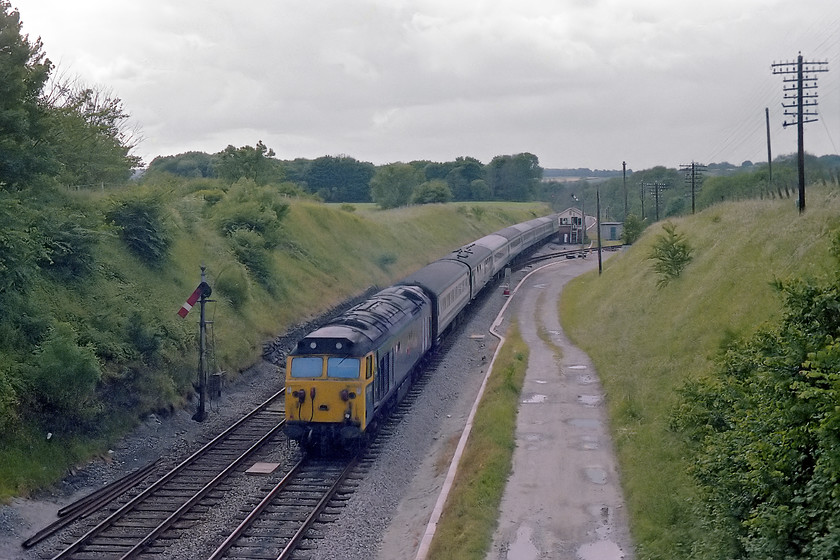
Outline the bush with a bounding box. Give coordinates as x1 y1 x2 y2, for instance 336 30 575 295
41 214 100 280
0 362 20 433
107 195 172 266
29 322 102 431
228 228 276 290
672 275 840 559
211 179 289 247
649 222 693 286
621 213 646 245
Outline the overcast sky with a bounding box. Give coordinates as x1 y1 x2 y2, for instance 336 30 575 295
12 0 840 171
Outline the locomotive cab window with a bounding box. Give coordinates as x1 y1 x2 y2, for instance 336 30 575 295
290 356 323 378
327 357 360 379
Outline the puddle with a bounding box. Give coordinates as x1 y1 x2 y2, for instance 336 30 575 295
584 466 607 485
567 364 588 370
577 373 596 385
523 432 543 442
534 379 548 384
567 418 600 429
509 524 540 560
579 435 600 450
577 540 625 560
522 394 548 404
577 394 602 407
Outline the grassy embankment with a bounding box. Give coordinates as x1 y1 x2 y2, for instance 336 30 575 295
561 186 840 559
0 192 551 502
423 186 840 559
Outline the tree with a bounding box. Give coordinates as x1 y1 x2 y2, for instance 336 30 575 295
621 213 645 244
412 179 452 204
370 163 423 209
0 2 52 188
146 151 214 178
42 80 142 185
446 157 484 201
304 155 374 202
214 141 279 185
648 222 693 287
485 153 542 201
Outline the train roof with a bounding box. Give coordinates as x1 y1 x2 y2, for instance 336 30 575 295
441 242 493 268
293 285 430 356
472 233 509 252
397 259 469 299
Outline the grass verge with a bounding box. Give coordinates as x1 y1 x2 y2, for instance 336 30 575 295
427 321 528 560
559 186 840 559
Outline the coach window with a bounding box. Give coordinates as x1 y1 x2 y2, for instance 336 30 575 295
290 356 323 378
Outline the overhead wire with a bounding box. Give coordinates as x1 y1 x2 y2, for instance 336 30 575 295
703 6 840 165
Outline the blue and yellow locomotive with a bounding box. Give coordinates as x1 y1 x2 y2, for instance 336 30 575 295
284 285 432 453
284 214 560 452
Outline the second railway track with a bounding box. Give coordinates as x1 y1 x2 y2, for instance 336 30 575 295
47 389 288 560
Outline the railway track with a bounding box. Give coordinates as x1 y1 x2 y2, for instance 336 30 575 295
208 456 360 560
45 389 287 560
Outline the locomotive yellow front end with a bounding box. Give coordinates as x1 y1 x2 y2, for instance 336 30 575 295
283 331 374 452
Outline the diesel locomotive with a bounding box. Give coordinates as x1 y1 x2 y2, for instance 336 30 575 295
283 214 559 453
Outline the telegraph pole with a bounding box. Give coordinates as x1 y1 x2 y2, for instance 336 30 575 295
772 53 829 213
765 107 774 197
622 161 628 218
680 162 706 214
644 181 668 222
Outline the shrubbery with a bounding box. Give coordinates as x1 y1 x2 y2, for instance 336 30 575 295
649 222 693 286
107 195 172 266
673 239 840 558
29 322 102 431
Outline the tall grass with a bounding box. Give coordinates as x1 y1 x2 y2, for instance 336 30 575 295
427 322 529 560
560 186 840 559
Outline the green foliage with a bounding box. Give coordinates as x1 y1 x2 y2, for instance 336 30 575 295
0 192 47 293
106 194 172 266
340 203 356 212
304 155 374 202
0 362 20 432
412 179 453 204
370 162 423 209
228 227 276 290
42 83 142 186
211 179 289 247
214 141 280 185
146 151 214 178
29 322 101 430
648 221 693 286
621 213 646 244
0 2 53 188
214 264 251 308
40 212 101 280
485 153 542 201
672 273 840 559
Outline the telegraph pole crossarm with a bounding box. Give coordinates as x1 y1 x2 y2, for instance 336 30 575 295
772 53 829 213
